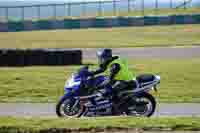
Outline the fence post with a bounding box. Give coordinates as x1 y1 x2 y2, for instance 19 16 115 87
68 3 71 17
141 0 144 16
170 0 173 8
37 5 41 20
5 7 9 22
128 0 131 13
113 0 116 16
53 4 57 20
155 0 158 15
22 7 25 21
64 3 67 17
82 2 86 16
184 0 186 10
98 1 102 16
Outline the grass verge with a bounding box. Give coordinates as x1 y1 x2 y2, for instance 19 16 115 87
100 7 200 17
0 58 200 103
0 24 200 48
0 117 200 133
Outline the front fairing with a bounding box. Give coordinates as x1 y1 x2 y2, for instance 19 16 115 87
64 74 81 94
63 65 107 96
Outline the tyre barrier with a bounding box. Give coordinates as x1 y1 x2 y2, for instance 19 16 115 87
64 19 81 29
0 49 82 66
144 16 158 25
51 20 65 29
7 21 25 32
0 14 200 32
0 49 25 66
79 18 94 28
130 17 144 26
193 14 200 24
0 22 8 32
170 15 185 24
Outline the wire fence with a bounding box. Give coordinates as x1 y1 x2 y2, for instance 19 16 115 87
0 0 194 22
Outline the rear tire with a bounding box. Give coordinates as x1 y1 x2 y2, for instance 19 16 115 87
125 92 156 117
56 97 84 118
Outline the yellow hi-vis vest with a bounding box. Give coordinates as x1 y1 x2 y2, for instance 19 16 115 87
105 58 135 81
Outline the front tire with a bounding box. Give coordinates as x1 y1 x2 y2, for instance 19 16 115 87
56 97 84 118
125 92 156 117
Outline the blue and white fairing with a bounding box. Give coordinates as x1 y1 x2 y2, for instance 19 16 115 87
63 66 106 97
64 74 81 92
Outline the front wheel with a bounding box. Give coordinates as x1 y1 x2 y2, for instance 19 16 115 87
125 92 156 117
56 97 84 118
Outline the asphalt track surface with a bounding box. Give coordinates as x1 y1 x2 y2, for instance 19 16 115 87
1 46 200 117
0 103 200 117
80 46 200 59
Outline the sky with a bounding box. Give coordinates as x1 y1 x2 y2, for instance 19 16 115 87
1 0 108 1
0 0 198 6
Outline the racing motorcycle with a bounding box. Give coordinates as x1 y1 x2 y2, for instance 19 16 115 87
56 66 160 118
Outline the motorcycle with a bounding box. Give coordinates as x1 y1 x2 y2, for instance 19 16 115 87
56 66 160 118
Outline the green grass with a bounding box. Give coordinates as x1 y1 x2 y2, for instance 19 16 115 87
0 117 200 132
38 7 200 20
100 7 200 17
0 24 200 48
1 58 200 103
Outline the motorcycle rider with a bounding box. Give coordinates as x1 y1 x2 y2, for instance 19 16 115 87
89 48 138 102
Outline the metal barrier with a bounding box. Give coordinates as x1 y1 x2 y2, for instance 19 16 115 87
0 0 194 22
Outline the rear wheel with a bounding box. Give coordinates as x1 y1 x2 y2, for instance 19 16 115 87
56 98 84 118
125 92 156 117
